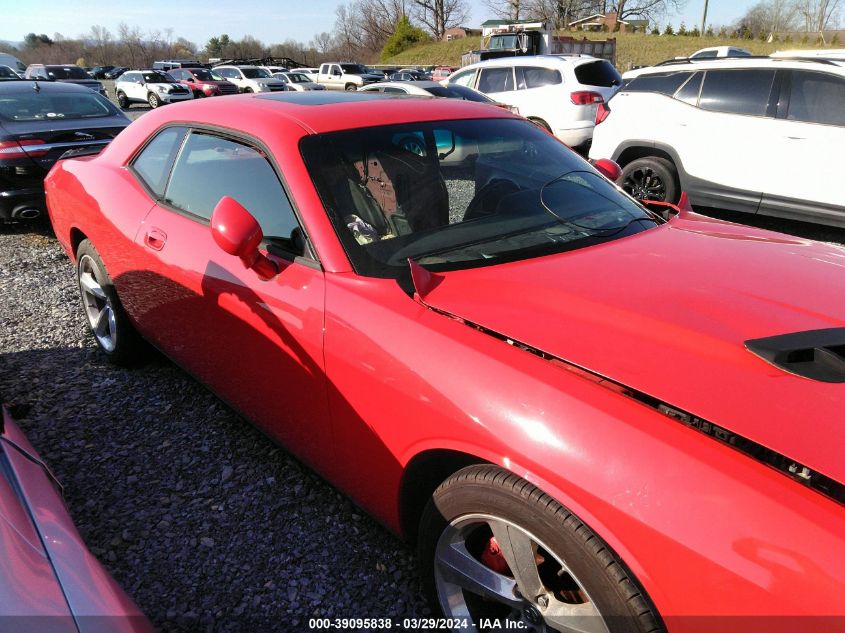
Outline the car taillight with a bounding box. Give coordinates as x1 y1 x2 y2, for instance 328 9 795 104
595 102 611 125
0 139 48 160
570 91 604 106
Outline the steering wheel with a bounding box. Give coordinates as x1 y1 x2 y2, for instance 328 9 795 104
397 135 426 157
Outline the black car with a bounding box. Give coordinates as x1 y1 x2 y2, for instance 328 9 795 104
0 81 130 221
24 64 107 96
104 67 129 80
389 70 429 81
89 65 116 79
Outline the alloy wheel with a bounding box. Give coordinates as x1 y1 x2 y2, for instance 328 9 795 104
622 167 666 201
78 254 117 352
435 513 610 633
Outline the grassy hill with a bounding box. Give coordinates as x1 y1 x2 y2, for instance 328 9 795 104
382 32 837 71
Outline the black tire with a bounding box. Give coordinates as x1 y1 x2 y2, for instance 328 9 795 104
243 87 253 93
76 240 147 366
147 92 161 108
419 465 663 633
344 83 357 91
620 157 679 203
116 91 130 109
194 90 205 98
528 117 552 133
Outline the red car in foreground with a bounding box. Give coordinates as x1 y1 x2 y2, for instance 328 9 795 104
1 406 153 632
45 92 845 633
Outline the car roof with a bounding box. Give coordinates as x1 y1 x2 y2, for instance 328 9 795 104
138 91 517 135
459 54 600 71
624 56 845 78
0 80 100 94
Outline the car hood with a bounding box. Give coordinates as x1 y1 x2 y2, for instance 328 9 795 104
418 214 845 485
57 79 102 90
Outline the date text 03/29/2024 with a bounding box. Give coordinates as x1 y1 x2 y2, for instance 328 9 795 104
307 617 528 629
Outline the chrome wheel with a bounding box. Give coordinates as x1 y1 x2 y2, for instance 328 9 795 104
78 254 117 352
435 514 609 633
622 167 666 201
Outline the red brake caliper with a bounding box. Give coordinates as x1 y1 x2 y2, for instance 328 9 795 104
480 536 511 574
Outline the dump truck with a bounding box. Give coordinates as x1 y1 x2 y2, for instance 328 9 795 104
462 20 616 67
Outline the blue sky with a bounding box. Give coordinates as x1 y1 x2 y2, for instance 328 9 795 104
0 0 757 46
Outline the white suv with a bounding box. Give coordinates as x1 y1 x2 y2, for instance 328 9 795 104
114 70 193 108
589 57 845 227
444 55 621 150
212 66 287 93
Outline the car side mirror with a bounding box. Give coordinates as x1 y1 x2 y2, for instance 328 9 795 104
592 158 621 181
211 196 278 280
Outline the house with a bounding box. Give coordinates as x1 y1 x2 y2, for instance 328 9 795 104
443 27 482 41
568 12 648 33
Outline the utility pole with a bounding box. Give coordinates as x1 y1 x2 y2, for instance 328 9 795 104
700 0 709 35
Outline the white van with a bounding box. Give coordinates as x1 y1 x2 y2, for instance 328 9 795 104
0 53 26 74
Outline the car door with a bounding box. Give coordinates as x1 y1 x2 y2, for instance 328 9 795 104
676 68 779 213
474 66 517 109
131 128 331 471
126 72 145 101
760 69 845 224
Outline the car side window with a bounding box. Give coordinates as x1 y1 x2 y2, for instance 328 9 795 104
163 132 300 243
787 71 845 126
477 67 514 93
132 126 188 198
692 50 718 59
699 69 776 117
384 86 405 93
674 72 703 105
626 71 692 96
450 69 476 88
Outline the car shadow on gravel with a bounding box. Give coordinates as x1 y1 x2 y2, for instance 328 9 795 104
1 341 431 632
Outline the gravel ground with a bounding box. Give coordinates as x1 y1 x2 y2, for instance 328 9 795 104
0 221 430 630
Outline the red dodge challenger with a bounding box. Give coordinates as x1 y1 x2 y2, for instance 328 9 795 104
45 92 845 633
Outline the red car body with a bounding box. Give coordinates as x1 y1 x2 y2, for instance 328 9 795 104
44 94 845 632
1 406 153 631
167 67 238 97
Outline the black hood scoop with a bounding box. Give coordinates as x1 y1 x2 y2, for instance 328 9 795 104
746 328 845 382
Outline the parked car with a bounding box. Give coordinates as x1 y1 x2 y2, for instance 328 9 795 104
432 65 458 81
24 64 107 96
686 46 752 60
114 70 194 109
152 59 206 71
46 91 845 633
590 57 845 227
168 67 238 97
317 62 383 90
0 52 26 74
105 66 129 80
1 405 154 631
212 65 287 93
89 64 116 79
298 67 320 79
358 80 518 113
445 55 621 150
272 71 326 91
0 80 129 221
389 70 428 81
0 64 21 80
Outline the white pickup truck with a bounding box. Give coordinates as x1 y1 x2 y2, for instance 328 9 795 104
317 63 383 91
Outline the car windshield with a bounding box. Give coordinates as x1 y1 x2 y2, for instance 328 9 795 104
0 91 118 121
490 34 519 50
301 118 657 278
286 73 309 83
189 68 222 81
242 68 271 78
0 65 19 79
46 66 90 79
341 64 368 74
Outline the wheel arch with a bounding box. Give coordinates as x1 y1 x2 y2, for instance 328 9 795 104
612 141 687 187
69 227 89 261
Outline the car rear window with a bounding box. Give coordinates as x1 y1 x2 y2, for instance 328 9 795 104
0 92 118 121
574 61 621 87
625 71 693 95
46 66 89 80
699 69 776 117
